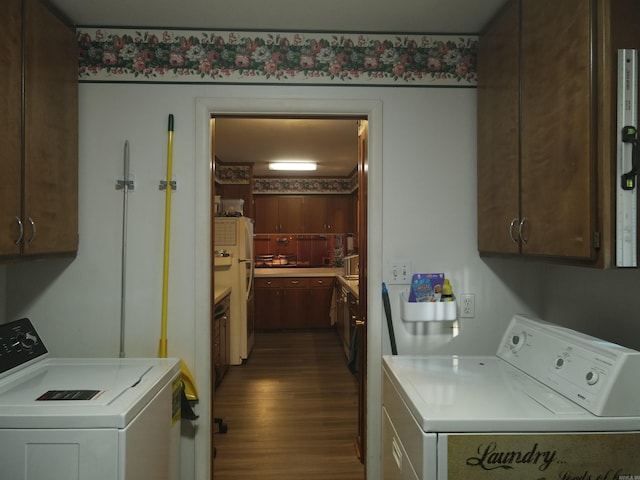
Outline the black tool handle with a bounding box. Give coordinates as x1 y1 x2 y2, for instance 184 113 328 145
621 125 639 190
382 283 398 355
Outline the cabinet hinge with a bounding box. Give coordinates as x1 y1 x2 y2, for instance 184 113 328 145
593 231 601 250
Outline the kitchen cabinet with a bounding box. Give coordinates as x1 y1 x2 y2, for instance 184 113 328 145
477 0 640 266
1 0 78 259
254 196 304 233
254 276 334 329
213 293 230 387
306 277 334 328
303 195 351 233
254 195 352 234
254 277 283 329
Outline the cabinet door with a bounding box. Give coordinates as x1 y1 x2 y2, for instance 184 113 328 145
254 278 282 329
23 0 78 256
0 0 24 256
281 287 308 329
307 278 334 328
278 196 304 233
327 196 350 233
477 0 520 255
254 196 279 233
520 0 594 259
302 196 327 233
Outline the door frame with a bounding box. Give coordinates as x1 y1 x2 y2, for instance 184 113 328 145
193 97 383 480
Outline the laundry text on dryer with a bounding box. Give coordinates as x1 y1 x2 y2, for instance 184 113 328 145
466 442 557 472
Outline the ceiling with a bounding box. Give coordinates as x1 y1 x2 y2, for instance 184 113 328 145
49 0 507 177
49 0 506 35
214 117 361 177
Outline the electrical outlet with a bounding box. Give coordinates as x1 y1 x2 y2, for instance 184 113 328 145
388 261 412 284
460 294 475 318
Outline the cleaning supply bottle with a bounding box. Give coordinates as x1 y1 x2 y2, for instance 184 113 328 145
441 279 454 302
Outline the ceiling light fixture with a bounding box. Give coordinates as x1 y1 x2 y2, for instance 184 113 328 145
268 161 317 171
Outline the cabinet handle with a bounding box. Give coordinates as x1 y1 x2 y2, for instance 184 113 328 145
509 217 519 244
266 281 272 285
27 217 36 245
290 280 299 285
14 216 24 245
518 217 528 245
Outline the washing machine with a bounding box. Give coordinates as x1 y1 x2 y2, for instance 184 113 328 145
382 314 640 480
0 318 181 480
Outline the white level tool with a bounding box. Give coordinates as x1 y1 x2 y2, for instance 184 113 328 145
616 49 638 267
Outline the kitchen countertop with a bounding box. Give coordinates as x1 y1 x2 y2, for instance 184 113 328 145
214 286 231 304
336 275 359 299
254 267 359 299
254 267 345 278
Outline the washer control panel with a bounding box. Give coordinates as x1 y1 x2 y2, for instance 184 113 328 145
497 315 640 417
0 318 48 379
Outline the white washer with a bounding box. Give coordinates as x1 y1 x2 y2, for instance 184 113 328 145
0 318 181 480
382 315 640 480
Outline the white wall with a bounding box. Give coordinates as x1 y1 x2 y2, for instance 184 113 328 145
6 81 637 480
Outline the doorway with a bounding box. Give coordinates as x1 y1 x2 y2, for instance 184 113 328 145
193 97 383 480
213 114 364 475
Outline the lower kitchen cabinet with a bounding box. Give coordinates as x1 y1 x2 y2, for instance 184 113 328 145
254 278 283 329
307 277 334 328
255 277 335 329
212 293 230 387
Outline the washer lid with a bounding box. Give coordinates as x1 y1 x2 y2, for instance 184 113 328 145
383 355 640 433
0 357 180 429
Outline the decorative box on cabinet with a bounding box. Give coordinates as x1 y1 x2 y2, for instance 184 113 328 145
477 0 640 267
1 0 78 259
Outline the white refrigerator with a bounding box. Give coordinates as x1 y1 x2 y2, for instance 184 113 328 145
214 217 255 365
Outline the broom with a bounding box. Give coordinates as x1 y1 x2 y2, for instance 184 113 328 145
158 114 199 406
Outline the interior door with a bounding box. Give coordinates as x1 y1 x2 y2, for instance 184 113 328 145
355 119 368 468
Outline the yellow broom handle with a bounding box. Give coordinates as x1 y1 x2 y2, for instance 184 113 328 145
159 114 174 358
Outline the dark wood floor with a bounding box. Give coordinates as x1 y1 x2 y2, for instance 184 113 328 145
212 329 365 480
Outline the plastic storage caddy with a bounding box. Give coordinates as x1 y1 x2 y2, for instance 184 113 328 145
400 291 457 321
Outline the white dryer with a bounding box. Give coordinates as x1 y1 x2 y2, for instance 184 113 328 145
0 318 181 480
382 314 640 480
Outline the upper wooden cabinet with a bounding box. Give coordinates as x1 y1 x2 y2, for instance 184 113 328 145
1 0 78 259
254 195 304 233
302 195 351 233
477 0 640 267
254 195 352 234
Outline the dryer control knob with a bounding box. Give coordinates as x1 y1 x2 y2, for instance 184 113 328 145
14 332 37 351
510 332 527 352
586 370 599 386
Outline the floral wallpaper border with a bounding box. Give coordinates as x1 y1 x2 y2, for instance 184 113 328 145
77 28 478 87
216 164 251 184
253 177 356 194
